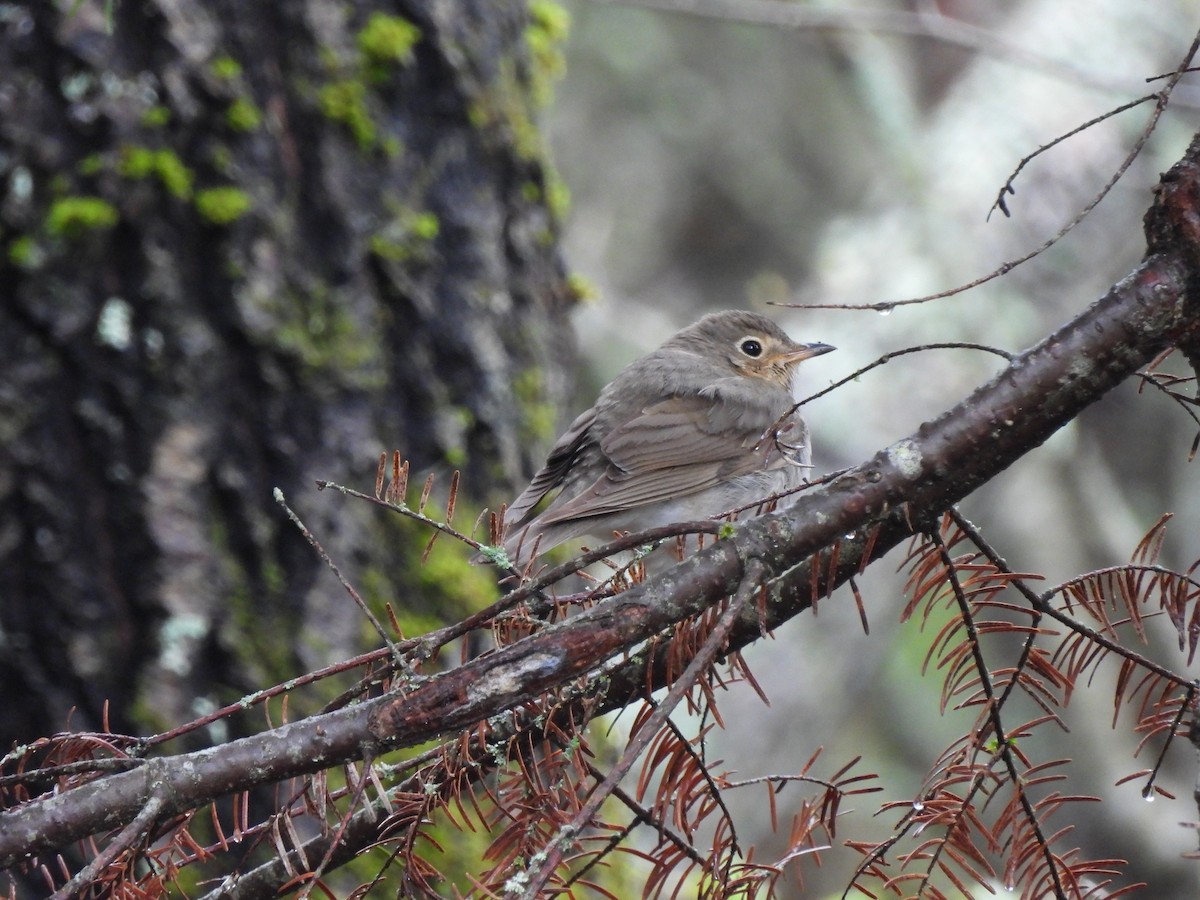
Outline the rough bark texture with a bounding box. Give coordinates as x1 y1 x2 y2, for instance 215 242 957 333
0 0 573 748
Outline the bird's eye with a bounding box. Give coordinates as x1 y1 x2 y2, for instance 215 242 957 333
739 338 763 358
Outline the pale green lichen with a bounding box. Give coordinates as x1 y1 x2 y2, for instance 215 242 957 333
474 545 512 569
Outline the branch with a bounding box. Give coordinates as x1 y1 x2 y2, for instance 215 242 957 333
4 134 1200 873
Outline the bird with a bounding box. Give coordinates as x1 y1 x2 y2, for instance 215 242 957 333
495 309 835 568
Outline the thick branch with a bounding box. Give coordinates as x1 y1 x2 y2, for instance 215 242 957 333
4 139 1200 872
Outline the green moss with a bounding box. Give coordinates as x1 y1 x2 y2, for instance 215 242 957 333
195 186 253 224
141 104 171 127
154 153 194 199
393 517 500 621
45 196 119 237
8 235 44 269
270 283 384 381
566 272 597 303
357 481 502 641
261 556 286 596
523 173 571 221
525 0 570 109
381 136 403 159
512 367 558 447
367 234 401 262
222 565 296 684
359 567 444 641
315 54 402 153
411 212 439 240
126 695 172 736
210 55 243 81
357 12 421 80
77 154 105 176
118 146 194 200
369 210 439 263
545 169 571 219
462 4 571 232
319 79 377 150
208 144 234 175
468 60 544 163
225 96 262 131
529 0 570 44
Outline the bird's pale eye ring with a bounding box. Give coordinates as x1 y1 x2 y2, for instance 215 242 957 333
739 337 764 358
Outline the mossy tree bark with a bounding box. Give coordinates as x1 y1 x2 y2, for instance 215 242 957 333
0 0 573 748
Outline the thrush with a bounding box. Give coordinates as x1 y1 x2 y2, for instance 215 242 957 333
497 309 834 568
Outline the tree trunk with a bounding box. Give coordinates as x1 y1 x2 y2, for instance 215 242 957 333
0 0 572 747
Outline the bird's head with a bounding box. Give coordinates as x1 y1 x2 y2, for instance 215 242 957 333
677 310 835 388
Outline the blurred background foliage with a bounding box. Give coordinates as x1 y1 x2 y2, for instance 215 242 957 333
544 0 1199 894
2 0 1199 894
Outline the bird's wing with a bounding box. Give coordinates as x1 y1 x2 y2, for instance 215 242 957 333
534 390 795 525
503 406 597 529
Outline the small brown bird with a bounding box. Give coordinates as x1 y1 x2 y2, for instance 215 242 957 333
497 310 834 567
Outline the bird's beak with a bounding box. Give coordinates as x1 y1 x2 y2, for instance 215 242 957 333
779 341 836 364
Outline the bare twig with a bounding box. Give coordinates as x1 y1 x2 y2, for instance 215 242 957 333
785 29 1200 312
925 525 1067 899
275 488 405 666
48 790 167 900
517 559 768 898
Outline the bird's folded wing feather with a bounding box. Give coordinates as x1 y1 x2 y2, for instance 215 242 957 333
504 407 597 528
535 391 792 525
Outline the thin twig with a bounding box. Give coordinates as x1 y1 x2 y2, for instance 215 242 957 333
296 753 377 900
988 94 1159 220
925 526 1067 899
0 755 145 788
145 646 395 747
563 761 707 890
787 342 1013 415
952 515 1190 690
1139 681 1197 799
275 488 405 667
517 559 769 898
48 790 167 900
785 29 1200 312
